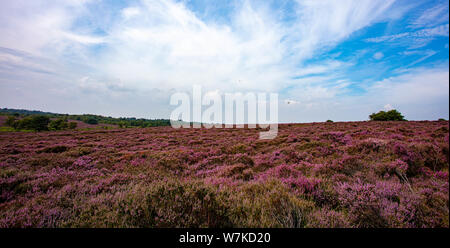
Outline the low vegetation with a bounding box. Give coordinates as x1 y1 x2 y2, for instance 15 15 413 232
0 121 448 227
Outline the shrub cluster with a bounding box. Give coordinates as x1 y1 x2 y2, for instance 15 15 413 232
369 109 406 121
6 116 77 131
1 108 171 128
6 115 50 131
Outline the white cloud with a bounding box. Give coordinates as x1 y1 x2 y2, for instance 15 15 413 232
383 104 394 110
373 52 384 60
289 0 396 59
122 7 141 19
409 3 449 28
91 1 290 94
0 0 407 93
0 0 96 56
96 0 403 94
61 32 106 45
278 65 449 122
369 67 449 104
401 49 437 67
365 24 449 48
368 24 449 42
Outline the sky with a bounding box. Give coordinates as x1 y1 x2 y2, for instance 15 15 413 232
0 0 448 122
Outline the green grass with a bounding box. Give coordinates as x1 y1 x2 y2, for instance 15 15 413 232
0 126 34 132
0 126 16 132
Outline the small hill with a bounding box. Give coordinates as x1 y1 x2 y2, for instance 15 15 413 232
0 108 171 129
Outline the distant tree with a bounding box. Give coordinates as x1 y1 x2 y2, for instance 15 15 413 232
31 116 51 131
49 118 68 130
438 118 447 121
68 122 77 129
369 109 406 121
5 116 16 127
326 120 334 123
16 115 50 131
84 118 98 125
118 121 127 128
48 120 58 130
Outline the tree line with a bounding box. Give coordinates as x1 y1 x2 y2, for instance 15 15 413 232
5 115 76 131
1 108 171 131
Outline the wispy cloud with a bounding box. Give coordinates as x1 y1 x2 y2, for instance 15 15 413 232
365 24 449 44
0 0 409 92
279 65 449 122
290 0 397 57
409 2 449 28
401 49 437 67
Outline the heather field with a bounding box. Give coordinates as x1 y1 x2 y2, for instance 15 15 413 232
0 121 448 228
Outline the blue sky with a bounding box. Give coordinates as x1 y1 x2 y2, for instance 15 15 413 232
0 0 448 122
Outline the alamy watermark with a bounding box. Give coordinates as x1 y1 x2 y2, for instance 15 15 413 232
170 85 278 139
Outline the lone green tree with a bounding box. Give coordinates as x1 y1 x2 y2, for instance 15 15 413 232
369 109 406 121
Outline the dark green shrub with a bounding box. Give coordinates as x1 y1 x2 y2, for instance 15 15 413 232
38 146 68 153
48 118 68 130
16 115 50 131
84 118 98 125
369 109 406 121
68 122 77 129
5 116 16 127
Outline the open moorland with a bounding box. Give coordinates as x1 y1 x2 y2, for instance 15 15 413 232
0 121 448 227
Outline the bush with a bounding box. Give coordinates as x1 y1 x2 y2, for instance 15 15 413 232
68 122 77 129
49 118 68 130
326 120 333 123
111 180 234 228
228 180 316 227
84 118 98 125
38 145 68 153
16 115 50 131
5 116 16 127
369 109 406 121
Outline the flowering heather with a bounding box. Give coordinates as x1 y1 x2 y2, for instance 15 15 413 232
0 121 448 227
